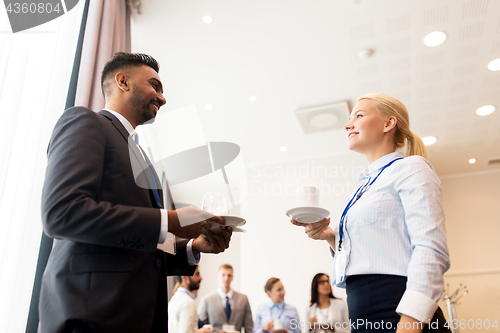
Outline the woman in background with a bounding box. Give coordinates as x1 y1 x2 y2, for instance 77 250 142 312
307 273 349 333
254 278 301 333
292 93 450 333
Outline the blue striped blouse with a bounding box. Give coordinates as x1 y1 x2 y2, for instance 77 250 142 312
333 151 450 323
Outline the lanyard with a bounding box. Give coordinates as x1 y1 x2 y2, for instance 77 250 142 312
338 157 402 251
270 303 285 320
316 303 329 333
316 302 329 318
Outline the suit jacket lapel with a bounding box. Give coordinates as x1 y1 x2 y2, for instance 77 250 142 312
98 110 164 208
230 291 243 323
229 292 237 323
211 293 229 324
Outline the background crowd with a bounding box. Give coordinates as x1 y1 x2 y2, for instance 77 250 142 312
169 264 350 333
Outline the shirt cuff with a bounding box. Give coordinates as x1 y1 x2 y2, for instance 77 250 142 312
186 239 200 266
396 289 439 323
157 209 168 244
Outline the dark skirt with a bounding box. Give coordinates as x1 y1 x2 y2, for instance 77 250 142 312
346 274 451 333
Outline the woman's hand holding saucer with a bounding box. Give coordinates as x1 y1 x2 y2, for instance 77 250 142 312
291 217 336 249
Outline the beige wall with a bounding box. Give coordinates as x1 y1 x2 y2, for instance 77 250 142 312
439 170 500 331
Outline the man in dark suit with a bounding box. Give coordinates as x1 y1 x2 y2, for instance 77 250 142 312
39 52 232 333
198 264 253 333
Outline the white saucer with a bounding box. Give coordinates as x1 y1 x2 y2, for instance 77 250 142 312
209 216 247 234
221 215 246 227
286 207 330 223
209 225 246 234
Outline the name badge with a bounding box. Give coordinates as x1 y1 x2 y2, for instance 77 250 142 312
335 249 347 285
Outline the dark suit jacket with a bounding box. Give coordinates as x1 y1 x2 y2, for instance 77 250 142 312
198 290 253 333
39 107 195 333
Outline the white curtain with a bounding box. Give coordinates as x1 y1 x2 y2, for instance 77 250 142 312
75 0 131 111
0 4 85 332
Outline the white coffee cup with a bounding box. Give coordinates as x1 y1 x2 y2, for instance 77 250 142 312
203 324 214 332
222 324 236 332
295 185 319 207
273 318 283 330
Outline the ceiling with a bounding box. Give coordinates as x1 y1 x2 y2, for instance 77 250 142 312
130 0 500 176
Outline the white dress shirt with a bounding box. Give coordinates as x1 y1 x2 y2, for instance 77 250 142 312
168 287 198 333
217 287 234 310
104 109 198 263
306 299 350 333
333 151 450 323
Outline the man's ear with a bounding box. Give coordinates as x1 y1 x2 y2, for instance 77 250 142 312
115 72 129 92
384 116 397 133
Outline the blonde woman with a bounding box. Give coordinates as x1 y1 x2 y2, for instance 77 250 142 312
292 94 450 333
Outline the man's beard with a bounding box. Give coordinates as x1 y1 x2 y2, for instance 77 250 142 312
130 89 156 125
188 278 200 291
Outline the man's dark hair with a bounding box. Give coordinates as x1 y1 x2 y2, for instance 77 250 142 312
100 52 160 97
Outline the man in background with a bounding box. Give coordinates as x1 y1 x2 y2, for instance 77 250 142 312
198 264 253 333
169 268 212 333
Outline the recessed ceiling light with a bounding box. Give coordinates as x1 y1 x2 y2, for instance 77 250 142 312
203 15 212 24
487 59 500 71
358 48 374 59
249 95 257 102
422 136 437 146
280 146 287 152
476 105 495 116
423 31 447 47
469 158 476 164
205 104 213 110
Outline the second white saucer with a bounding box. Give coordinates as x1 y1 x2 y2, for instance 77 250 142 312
286 207 330 223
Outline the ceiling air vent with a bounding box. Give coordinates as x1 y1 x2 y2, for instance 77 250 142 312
294 101 350 134
487 156 500 165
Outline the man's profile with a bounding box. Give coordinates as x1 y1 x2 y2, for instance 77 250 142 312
39 52 232 333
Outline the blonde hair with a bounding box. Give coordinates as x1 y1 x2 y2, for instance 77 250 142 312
357 93 428 159
219 264 233 271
